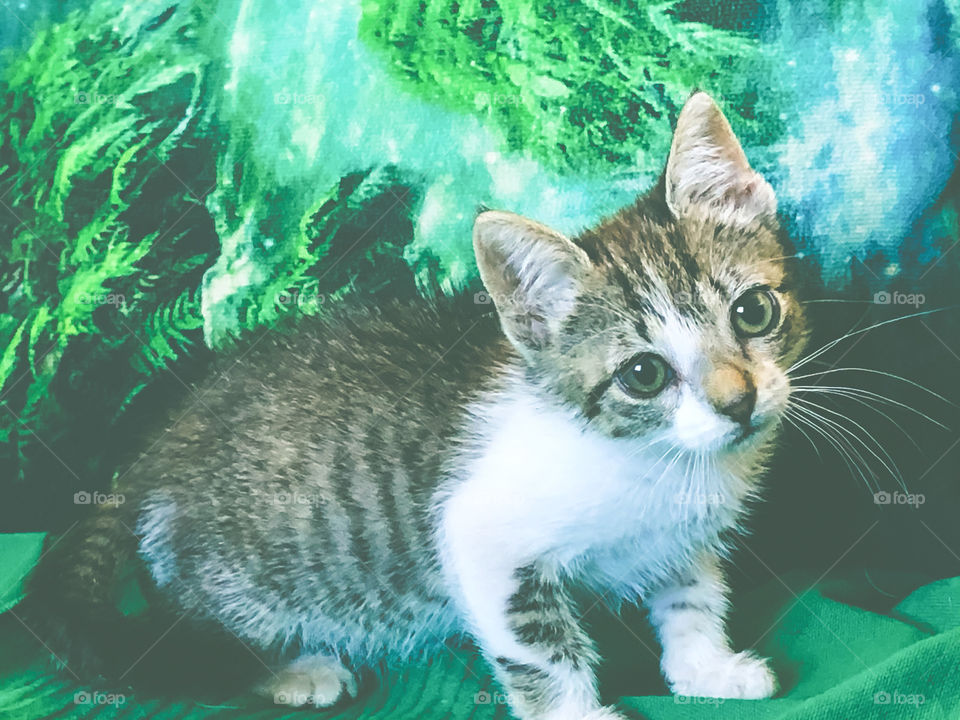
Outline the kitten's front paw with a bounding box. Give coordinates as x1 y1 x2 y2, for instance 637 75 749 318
256 654 358 708
664 650 777 700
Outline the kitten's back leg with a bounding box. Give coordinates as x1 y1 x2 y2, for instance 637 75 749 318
255 654 358 708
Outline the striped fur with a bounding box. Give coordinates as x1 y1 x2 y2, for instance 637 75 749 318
31 93 805 719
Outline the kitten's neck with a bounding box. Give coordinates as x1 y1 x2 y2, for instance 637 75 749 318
451 372 759 563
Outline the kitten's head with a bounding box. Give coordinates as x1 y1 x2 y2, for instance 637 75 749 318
474 92 808 459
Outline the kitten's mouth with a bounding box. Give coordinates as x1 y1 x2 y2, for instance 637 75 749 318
733 420 765 445
732 411 782 446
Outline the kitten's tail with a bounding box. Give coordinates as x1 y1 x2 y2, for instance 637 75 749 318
20 508 267 695
19 509 141 684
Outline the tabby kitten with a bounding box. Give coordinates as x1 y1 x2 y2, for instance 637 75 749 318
31 92 806 720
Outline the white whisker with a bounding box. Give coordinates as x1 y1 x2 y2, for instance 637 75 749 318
786 405 875 494
782 413 823 460
790 397 907 493
790 367 955 409
791 387 925 451
788 307 954 373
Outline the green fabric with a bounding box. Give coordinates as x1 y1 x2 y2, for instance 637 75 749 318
1 533 958 719
0 533 43 615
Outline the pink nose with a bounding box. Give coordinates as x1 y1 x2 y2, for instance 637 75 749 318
706 364 756 426
717 386 756 425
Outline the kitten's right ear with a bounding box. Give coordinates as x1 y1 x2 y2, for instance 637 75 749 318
664 91 776 223
473 211 590 358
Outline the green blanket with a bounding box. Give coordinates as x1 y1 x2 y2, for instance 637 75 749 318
1 533 958 719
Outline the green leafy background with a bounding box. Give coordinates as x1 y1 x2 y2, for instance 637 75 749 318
1 0 957 499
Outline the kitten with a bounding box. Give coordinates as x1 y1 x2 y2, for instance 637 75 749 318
28 92 806 720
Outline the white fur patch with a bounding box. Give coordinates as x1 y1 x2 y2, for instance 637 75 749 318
673 386 737 451
136 491 180 588
256 654 358 708
439 378 751 611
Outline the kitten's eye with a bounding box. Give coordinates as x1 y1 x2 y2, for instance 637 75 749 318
731 288 780 338
615 353 674 398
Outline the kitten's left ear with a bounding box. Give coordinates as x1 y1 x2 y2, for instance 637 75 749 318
473 211 590 358
664 92 776 222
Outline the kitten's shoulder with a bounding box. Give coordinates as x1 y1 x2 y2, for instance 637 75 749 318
223 293 506 372
197 293 511 423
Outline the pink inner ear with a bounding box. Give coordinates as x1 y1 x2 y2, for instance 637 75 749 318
727 177 760 207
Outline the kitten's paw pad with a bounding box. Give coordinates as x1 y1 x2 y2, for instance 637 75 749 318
666 650 777 700
257 655 358 708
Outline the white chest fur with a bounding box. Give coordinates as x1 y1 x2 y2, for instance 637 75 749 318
440 386 753 600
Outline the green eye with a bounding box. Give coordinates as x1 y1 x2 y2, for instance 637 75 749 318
731 288 780 337
615 353 674 398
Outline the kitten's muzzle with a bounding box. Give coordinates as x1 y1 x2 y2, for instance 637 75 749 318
706 364 756 427
719 387 756 427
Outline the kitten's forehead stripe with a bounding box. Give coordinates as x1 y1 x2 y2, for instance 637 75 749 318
555 184 808 435
584 376 613 421
709 277 729 299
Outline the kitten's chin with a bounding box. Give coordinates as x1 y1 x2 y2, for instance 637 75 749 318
679 414 779 456
729 414 781 452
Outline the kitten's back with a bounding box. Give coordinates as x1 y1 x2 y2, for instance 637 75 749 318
122 294 510 660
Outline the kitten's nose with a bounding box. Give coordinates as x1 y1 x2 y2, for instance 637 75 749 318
719 388 756 426
706 364 756 426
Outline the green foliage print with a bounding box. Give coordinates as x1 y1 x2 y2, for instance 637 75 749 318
0 4 219 484
0 2 423 494
359 0 783 174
